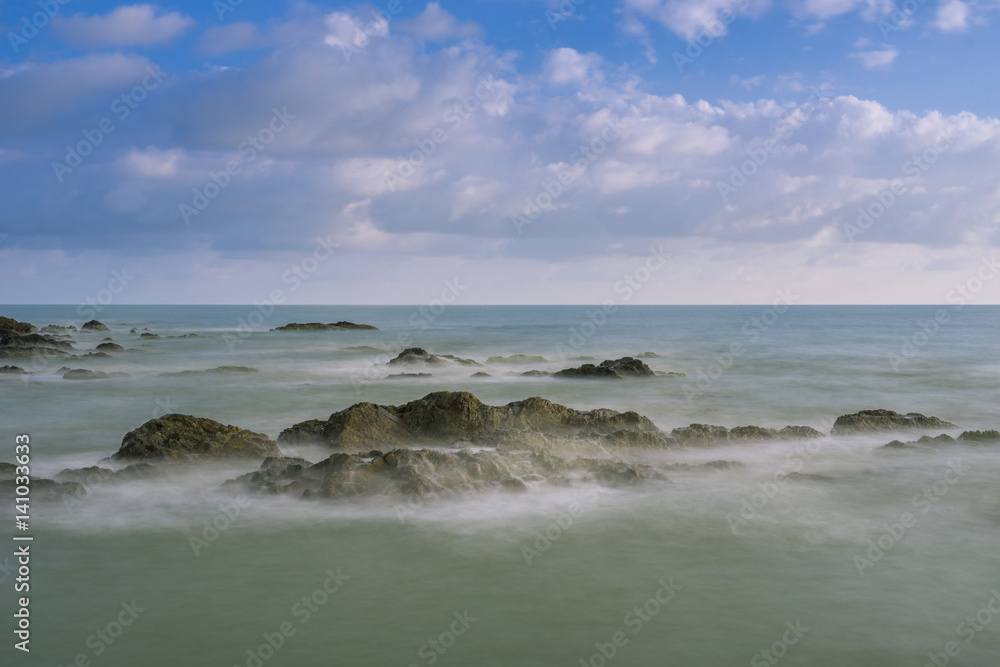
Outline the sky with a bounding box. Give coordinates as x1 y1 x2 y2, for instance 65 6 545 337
1 0 999 305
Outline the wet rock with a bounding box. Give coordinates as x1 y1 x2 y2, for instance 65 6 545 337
599 357 655 377
41 324 77 334
881 434 957 449
271 322 378 331
958 430 1000 443
0 316 36 334
728 426 778 441
63 369 111 380
554 364 622 379
95 342 125 352
276 420 327 445
387 348 479 367
81 320 110 332
0 365 28 375
0 478 84 502
112 414 281 461
831 410 956 435
0 331 76 359
671 424 730 445
278 391 660 452
140 332 161 339
486 355 547 364
470 372 492 378
520 370 551 377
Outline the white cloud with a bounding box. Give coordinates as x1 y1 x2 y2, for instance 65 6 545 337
398 2 482 40
545 48 603 85
850 44 898 68
55 4 194 47
934 0 971 31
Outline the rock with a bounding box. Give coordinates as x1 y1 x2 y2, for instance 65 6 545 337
386 373 432 379
831 410 956 435
278 391 660 452
0 331 76 359
958 430 1000 443
486 355 547 364
0 316 35 334
655 371 686 378
63 369 111 380
41 325 77 334
671 424 730 444
520 370 551 377
140 333 161 339
470 372 492 378
386 348 480 367
0 462 16 481
881 434 956 449
81 320 110 332
602 430 674 448
271 322 378 331
0 478 84 501
162 366 260 376
95 342 125 352
599 357 655 377
113 414 280 461
554 364 622 379
0 365 27 375
777 426 825 440
634 352 661 358
276 420 328 445
728 426 779 441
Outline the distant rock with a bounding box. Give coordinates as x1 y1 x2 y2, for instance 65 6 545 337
95 342 125 352
63 369 111 380
112 414 281 461
0 316 35 334
831 410 956 435
41 325 77 334
486 354 547 364
271 322 378 331
634 352 662 358
554 364 621 379
958 430 1000 443
521 370 552 377
277 391 660 453
470 372 492 378
386 373 432 379
342 345 382 352
554 357 655 379
0 365 28 375
0 331 75 359
140 332 161 339
672 423 824 445
881 434 957 450
162 366 259 376
387 348 480 367
81 320 110 332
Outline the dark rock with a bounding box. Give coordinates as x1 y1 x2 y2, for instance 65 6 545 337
0 316 36 334
831 409 956 435
140 333 161 339
271 322 378 331
386 373 432 379
95 342 124 352
0 478 84 501
958 430 1000 443
0 365 27 375
277 420 327 445
388 348 449 366
81 320 110 332
112 414 281 461
671 424 730 444
41 325 77 334
486 355 547 364
0 331 76 359
655 371 686 378
599 357 655 377
554 364 622 379
520 370 552 377
0 462 16 481
63 369 111 380
470 372 492 378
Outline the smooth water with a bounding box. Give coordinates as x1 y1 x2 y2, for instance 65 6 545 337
1 305 998 666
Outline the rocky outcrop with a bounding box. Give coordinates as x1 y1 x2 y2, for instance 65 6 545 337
0 365 28 375
81 320 110 332
112 414 280 461
958 430 1000 443
671 424 730 444
470 372 492 378
672 423 824 445
554 357 655 379
831 410 956 435
41 324 77 334
271 322 378 331
140 332 161 339
0 331 75 359
62 369 111 380
95 342 125 352
0 316 35 334
277 391 660 453
486 355 547 364
387 348 480 366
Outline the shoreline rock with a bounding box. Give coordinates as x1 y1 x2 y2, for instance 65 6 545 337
831 409 956 435
113 414 280 461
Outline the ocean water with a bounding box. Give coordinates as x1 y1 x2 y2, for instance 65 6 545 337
1 305 999 667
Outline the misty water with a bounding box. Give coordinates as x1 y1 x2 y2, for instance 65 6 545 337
2 305 999 666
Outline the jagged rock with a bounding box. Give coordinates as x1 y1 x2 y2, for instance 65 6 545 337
521 370 552 377
0 316 35 334
554 364 622 379
958 430 1000 443
0 365 27 375
95 342 124 352
778 426 825 440
276 420 327 445
599 357 655 377
728 426 779 441
486 355 547 364
81 320 110 332
831 410 956 435
671 424 730 444
387 348 479 367
63 369 111 380
112 414 280 461
278 391 660 452
0 331 75 359
41 324 77 334
271 322 378 331
140 333 161 339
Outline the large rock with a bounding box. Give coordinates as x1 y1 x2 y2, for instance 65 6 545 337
387 348 479 366
63 369 111 380
95 342 125 352
0 331 75 359
554 357 655 379
271 322 378 331
113 414 281 461
278 391 661 453
554 364 622 379
831 410 956 435
671 424 730 444
81 320 110 332
0 365 28 375
0 316 35 334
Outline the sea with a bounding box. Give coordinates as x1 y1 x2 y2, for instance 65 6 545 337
1 305 998 666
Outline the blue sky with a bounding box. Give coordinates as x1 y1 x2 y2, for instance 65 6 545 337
1 0 998 304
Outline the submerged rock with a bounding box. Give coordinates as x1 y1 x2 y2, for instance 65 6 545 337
271 322 378 331
470 372 492 378
386 373 433 379
140 332 161 339
277 391 660 453
81 320 110 332
112 414 280 461
831 410 956 435
520 370 552 377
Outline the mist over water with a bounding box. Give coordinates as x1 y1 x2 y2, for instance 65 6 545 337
2 305 999 666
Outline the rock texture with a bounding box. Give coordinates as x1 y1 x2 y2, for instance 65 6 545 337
81 320 110 331
112 414 280 461
387 348 480 366
553 357 655 379
0 316 35 334
831 410 956 435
